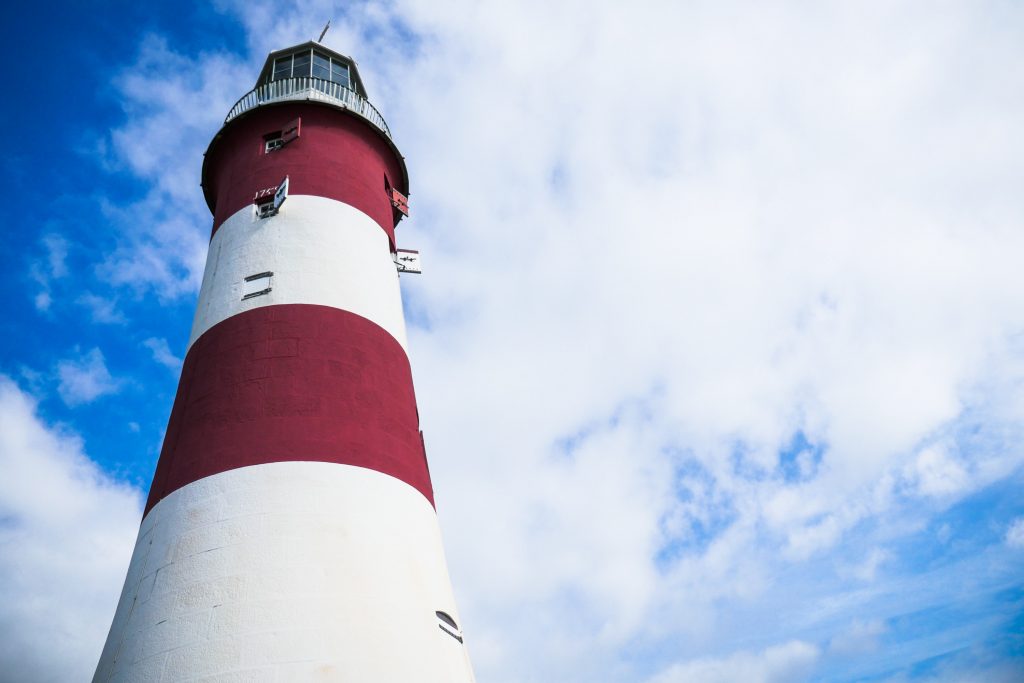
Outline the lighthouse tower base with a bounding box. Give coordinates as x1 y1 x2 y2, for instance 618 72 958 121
94 462 473 682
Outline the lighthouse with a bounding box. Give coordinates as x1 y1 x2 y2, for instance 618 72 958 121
94 42 475 682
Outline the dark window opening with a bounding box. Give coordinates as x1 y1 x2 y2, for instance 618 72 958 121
263 129 283 153
272 56 292 80
331 61 350 88
292 51 312 77
312 52 331 80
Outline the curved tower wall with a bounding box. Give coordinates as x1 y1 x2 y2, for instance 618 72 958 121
93 89 474 681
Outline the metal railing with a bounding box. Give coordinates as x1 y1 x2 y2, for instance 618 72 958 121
224 77 391 139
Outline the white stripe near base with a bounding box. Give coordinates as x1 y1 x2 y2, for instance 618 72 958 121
189 195 408 353
93 462 475 683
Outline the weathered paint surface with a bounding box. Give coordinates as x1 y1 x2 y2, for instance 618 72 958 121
147 303 432 515
94 463 474 683
189 195 409 352
146 301 430 516
202 103 406 246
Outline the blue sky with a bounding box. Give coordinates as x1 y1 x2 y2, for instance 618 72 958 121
2 2 1024 682
3 3 225 483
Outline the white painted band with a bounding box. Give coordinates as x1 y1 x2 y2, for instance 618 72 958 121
189 195 408 353
93 462 475 683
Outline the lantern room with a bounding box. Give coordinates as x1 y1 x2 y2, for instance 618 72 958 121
255 41 368 97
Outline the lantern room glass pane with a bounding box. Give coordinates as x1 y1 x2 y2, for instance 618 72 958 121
272 56 292 81
330 61 350 87
292 51 312 77
312 52 331 80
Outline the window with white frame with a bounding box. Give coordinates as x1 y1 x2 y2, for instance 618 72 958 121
257 193 288 218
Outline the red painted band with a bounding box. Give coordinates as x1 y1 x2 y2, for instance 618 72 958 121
202 104 407 248
145 304 432 515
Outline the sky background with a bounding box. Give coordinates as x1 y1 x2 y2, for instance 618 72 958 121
2 1 1023 681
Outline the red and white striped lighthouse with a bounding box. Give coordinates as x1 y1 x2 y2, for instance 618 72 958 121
94 42 475 682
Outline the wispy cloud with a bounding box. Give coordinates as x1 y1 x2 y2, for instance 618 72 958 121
0 375 142 681
142 337 182 371
28 234 70 312
76 292 126 324
840 547 891 582
96 36 252 300
56 348 121 406
648 641 820 683
1006 518 1024 549
828 619 887 657
903 445 971 498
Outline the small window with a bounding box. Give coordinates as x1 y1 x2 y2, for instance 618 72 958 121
242 272 273 300
265 137 284 153
272 56 292 81
436 611 463 644
312 52 331 80
292 51 312 78
330 61 350 88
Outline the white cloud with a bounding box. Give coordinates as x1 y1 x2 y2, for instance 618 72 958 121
0 375 142 682
875 658 1024 683
56 348 121 406
77 292 126 324
42 234 70 279
1006 518 1024 549
842 547 891 583
33 291 52 312
904 445 971 497
142 336 182 371
96 36 252 299
648 640 820 683
28 234 70 312
829 618 887 656
378 2 1024 677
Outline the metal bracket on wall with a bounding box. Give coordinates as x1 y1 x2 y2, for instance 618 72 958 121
394 249 421 274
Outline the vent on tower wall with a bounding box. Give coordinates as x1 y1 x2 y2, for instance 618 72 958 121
394 249 421 274
242 272 273 300
436 611 464 643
